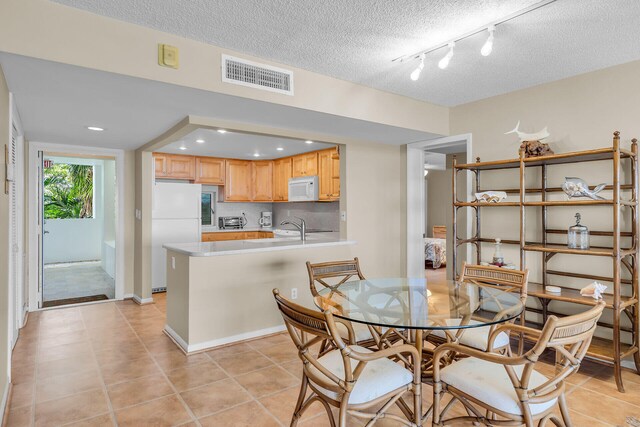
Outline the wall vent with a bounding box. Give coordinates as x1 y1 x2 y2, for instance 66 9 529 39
222 54 294 96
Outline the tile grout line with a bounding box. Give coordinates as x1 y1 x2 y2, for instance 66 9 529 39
113 300 203 427
74 305 118 426
201 352 286 426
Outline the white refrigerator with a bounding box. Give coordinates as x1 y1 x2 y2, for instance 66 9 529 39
152 182 202 291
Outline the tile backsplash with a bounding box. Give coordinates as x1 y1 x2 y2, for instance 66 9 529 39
273 202 339 231
203 185 339 230
216 202 272 228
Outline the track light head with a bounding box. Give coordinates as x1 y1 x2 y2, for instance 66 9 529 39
438 42 455 70
410 54 425 81
481 25 496 56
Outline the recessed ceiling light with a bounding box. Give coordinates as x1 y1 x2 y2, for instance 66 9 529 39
305 140 313 144
179 146 187 151
87 126 104 131
253 153 260 157
276 147 284 151
196 139 205 143
217 129 227 134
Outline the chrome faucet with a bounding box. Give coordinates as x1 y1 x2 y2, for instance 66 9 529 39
280 217 307 241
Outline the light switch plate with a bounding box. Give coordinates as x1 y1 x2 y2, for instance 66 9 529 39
158 44 179 69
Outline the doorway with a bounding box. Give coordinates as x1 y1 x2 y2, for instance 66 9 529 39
28 143 125 311
39 153 117 307
406 134 473 279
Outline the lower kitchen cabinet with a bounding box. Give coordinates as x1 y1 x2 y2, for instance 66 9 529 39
202 231 274 242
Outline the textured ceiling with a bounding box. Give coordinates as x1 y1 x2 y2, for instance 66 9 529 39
0 53 437 149
50 0 640 106
160 128 335 160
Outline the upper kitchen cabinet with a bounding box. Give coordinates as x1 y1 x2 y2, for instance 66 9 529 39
224 159 252 201
153 153 195 180
251 161 273 201
272 157 292 202
154 154 168 178
318 147 340 201
292 152 318 177
195 157 225 185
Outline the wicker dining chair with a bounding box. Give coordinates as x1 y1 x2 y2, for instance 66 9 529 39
428 262 529 354
273 289 423 427
431 301 605 427
306 258 379 349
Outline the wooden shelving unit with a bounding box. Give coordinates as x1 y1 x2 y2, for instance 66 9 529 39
452 132 640 392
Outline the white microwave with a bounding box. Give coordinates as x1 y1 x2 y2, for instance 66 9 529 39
288 176 319 202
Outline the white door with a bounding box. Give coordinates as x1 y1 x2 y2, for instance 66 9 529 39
37 151 45 308
8 121 22 347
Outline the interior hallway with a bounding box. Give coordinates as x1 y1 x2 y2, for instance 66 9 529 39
6 294 640 426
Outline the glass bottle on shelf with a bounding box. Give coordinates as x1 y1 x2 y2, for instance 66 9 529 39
568 213 590 250
492 238 504 266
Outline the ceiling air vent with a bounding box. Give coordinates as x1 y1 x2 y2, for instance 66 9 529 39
222 54 294 96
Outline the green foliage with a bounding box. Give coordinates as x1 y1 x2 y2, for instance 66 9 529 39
43 163 94 219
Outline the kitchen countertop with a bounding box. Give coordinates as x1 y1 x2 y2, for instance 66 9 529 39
164 232 355 256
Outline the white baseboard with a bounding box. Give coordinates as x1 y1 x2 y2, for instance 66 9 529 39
0 378 10 425
131 294 154 305
164 324 287 354
122 293 134 300
163 325 189 353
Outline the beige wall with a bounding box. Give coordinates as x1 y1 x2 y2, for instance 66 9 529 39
0 0 449 137
0 65 11 413
450 60 640 340
344 142 407 277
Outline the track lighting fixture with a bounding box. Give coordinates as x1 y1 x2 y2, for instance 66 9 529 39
438 43 455 70
481 25 495 56
410 54 425 81
394 0 557 80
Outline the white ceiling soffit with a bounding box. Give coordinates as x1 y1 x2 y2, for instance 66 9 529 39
0 53 438 150
161 128 335 160
50 0 640 107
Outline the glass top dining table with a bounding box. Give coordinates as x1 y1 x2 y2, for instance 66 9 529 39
314 277 524 332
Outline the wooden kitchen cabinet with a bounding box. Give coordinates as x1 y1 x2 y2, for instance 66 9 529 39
224 159 252 201
195 157 225 185
291 152 318 177
318 147 340 201
272 157 292 202
251 161 273 201
154 154 168 178
202 231 274 242
153 153 195 180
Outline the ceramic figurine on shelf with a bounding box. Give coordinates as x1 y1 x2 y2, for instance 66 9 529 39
562 177 606 200
505 121 554 157
475 191 507 203
568 213 590 250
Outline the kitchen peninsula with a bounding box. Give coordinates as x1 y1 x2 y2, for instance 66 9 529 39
163 232 355 353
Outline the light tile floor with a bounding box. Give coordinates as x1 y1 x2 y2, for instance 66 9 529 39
6 293 640 426
43 261 115 302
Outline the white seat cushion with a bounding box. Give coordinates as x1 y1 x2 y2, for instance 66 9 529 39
306 345 414 405
337 321 375 343
430 319 510 351
440 357 556 416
